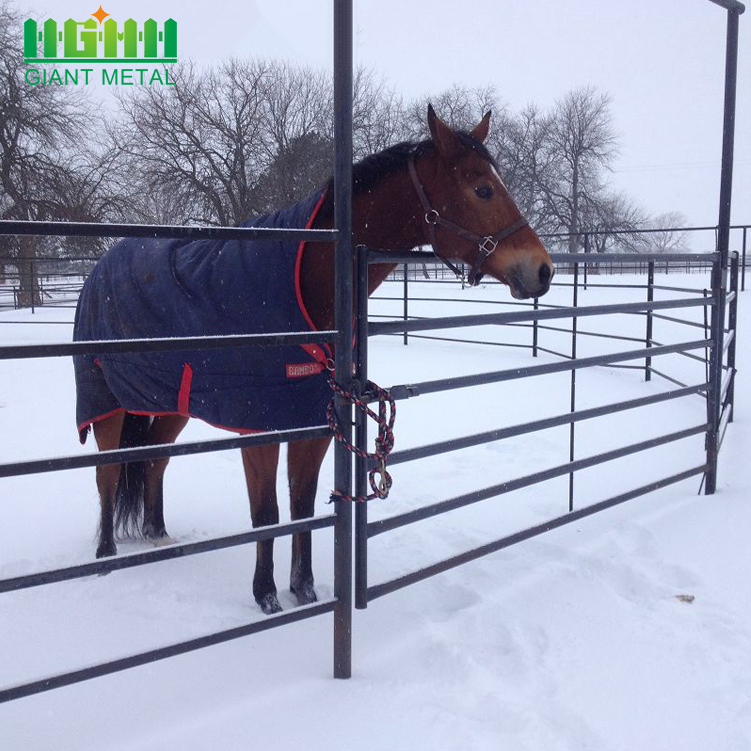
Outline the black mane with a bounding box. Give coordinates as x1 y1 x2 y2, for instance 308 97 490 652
318 131 496 220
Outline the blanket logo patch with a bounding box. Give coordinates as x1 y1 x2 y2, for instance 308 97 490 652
286 362 326 379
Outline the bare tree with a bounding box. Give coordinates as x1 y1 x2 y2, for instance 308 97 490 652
539 86 618 253
643 211 690 253
352 67 406 159
113 60 337 224
0 3 113 303
404 84 501 138
495 104 558 233
113 60 269 225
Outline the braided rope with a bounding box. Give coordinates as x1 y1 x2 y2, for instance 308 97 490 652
327 377 396 503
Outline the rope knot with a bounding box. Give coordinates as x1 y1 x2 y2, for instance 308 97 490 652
326 377 396 503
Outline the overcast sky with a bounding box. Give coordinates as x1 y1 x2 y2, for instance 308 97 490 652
34 0 750 239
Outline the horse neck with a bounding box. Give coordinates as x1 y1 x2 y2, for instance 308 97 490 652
300 168 426 332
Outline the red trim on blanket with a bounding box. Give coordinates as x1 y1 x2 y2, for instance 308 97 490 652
294 190 332 366
177 363 193 416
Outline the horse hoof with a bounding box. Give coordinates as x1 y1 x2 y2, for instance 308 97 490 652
291 582 318 606
257 593 283 615
96 541 116 558
147 534 176 547
143 524 169 540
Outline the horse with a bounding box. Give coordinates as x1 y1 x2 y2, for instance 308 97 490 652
73 105 554 615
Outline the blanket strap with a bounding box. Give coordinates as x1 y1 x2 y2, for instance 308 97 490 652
327 377 396 503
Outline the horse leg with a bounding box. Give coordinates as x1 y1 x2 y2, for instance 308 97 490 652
143 415 189 541
287 436 332 605
93 411 125 558
241 443 282 614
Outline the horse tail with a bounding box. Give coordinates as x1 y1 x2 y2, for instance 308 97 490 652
114 413 153 538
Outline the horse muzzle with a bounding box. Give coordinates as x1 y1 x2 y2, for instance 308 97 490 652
509 261 554 299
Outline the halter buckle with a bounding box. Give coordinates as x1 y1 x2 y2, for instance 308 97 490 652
479 236 498 257
424 209 440 225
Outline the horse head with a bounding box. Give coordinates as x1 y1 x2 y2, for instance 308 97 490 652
412 104 554 298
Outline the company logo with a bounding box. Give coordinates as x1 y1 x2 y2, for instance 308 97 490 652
23 6 177 86
23 6 176 64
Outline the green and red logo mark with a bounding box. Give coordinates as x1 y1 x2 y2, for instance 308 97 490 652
24 5 177 64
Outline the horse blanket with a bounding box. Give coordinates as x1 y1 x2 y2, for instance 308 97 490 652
74 190 332 441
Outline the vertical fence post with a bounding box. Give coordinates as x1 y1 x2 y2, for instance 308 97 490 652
705 7 738 495
568 261 579 513
403 263 409 346
727 252 739 423
583 233 589 291
532 296 539 357
30 259 36 315
332 0 353 679
703 287 710 386
645 261 654 381
355 245 369 609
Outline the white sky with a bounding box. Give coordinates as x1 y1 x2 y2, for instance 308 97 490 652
33 0 751 234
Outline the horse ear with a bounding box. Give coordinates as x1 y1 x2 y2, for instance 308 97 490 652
427 103 460 157
470 111 492 143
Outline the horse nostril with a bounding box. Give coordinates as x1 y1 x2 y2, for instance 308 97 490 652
539 263 552 286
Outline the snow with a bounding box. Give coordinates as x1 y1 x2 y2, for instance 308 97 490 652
0 272 749 751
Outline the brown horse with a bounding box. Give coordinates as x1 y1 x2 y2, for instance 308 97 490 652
88 106 554 614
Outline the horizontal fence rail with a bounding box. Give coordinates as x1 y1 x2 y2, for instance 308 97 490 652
367 424 708 537
370 297 711 337
374 384 708 469
0 425 331 479
0 599 336 704
0 330 337 361
0 514 336 594
0 219 337 243
368 250 720 266
366 466 708 602
385 339 711 401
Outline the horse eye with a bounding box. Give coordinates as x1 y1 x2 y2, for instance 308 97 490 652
474 186 494 200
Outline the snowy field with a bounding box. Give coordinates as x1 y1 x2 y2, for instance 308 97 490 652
1 273 749 751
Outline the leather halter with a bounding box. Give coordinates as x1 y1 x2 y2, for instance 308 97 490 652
408 156 529 286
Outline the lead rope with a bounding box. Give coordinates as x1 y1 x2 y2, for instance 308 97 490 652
327 377 396 503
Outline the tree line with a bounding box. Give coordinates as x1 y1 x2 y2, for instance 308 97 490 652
0 4 687 303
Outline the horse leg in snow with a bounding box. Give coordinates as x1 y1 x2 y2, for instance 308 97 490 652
143 415 189 541
241 443 282 614
287 436 332 605
93 411 125 558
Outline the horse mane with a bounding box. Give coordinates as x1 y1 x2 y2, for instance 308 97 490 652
317 130 496 221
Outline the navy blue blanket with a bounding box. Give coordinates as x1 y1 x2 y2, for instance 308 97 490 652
74 190 331 440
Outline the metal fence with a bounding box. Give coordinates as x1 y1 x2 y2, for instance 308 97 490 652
0 0 744 706
352 248 739 607
0 0 356 703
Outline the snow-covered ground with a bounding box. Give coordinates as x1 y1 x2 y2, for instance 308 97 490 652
1 273 748 751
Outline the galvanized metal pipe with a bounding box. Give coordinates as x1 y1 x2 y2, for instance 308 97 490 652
0 219 337 243
332 0 354 679
705 8 740 494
